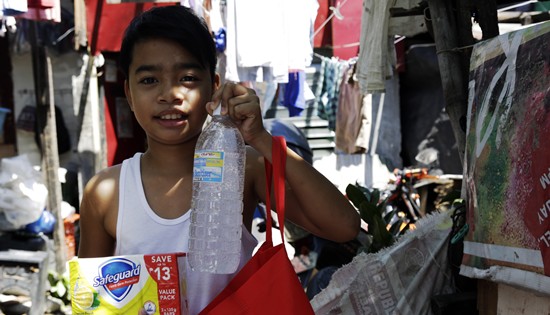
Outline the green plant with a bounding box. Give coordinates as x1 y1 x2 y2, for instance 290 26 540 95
48 270 71 306
346 183 409 253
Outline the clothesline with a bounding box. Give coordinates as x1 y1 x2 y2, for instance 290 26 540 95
312 41 360 60
312 36 405 60
313 52 358 64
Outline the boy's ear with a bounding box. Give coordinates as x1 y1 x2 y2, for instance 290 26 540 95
124 80 134 111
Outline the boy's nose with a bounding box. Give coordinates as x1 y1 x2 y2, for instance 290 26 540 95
160 83 184 104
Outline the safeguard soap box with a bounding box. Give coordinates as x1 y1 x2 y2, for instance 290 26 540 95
69 253 188 315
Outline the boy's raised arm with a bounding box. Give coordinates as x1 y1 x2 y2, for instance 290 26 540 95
251 132 361 243
209 82 361 243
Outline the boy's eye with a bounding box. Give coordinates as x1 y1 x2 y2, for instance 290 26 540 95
140 77 158 84
181 75 198 82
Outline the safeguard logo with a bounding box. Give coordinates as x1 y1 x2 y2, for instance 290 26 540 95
93 258 141 302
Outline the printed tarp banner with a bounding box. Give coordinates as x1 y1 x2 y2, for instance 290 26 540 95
462 21 550 277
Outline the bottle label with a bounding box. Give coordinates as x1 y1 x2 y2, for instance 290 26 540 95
193 150 224 183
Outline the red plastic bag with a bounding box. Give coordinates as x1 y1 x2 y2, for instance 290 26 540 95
199 136 314 315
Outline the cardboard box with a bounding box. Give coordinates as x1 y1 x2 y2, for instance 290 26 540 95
69 253 188 315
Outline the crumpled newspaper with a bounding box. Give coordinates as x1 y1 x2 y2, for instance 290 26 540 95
311 210 455 315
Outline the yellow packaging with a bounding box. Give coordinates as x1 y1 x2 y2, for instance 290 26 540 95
69 253 188 315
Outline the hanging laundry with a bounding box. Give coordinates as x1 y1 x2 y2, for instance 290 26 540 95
335 61 370 154
0 16 17 37
2 0 28 16
207 0 225 35
280 70 306 117
285 0 318 71
224 0 288 83
356 0 396 93
314 57 348 131
257 80 278 118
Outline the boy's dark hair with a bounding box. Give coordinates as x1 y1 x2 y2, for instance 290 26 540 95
119 5 217 81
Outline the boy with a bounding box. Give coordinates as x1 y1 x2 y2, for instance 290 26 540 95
77 5 360 314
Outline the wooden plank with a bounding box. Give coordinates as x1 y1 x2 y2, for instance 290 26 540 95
478 279 498 315
497 283 550 315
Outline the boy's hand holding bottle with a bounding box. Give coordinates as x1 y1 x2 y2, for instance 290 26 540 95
206 82 271 150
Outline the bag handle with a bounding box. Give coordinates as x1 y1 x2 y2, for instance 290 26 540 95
264 136 287 245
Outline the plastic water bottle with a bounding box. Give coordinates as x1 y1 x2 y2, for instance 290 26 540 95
188 105 245 274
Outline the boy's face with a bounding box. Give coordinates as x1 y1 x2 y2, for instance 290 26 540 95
124 38 219 146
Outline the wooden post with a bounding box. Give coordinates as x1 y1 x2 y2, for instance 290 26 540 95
455 0 500 125
476 0 499 40
426 0 500 166
426 0 468 165
44 47 67 274
29 20 66 274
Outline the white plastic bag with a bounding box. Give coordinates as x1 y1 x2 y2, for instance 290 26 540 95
0 154 48 231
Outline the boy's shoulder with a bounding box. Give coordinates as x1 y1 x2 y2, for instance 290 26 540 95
93 163 122 182
84 164 122 197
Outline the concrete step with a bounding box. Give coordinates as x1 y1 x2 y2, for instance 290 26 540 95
264 105 288 119
263 62 334 158
312 149 333 160
273 112 335 156
300 127 334 140
283 115 329 129
308 138 335 150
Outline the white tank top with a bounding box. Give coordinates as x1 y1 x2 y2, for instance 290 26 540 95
115 153 258 315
